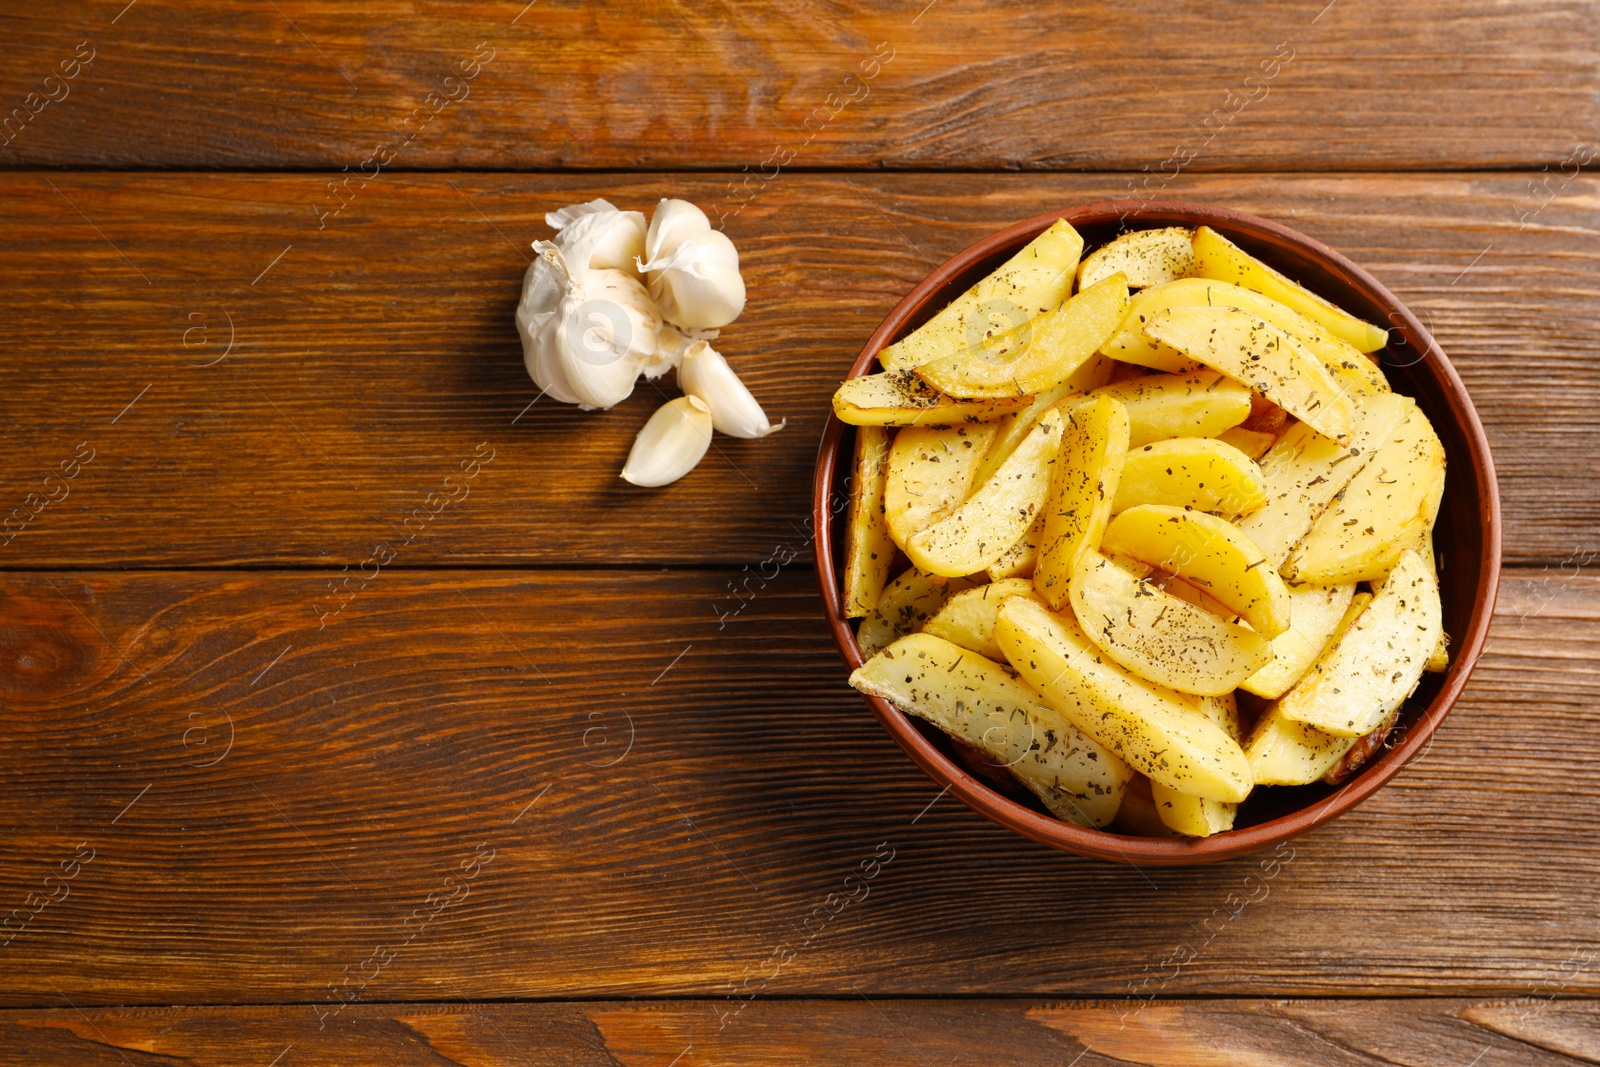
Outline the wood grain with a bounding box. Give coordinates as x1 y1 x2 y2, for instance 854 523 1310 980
0 1 1595 171
2 997 1597 1066
0 171 1595 567
0 567 1595 1006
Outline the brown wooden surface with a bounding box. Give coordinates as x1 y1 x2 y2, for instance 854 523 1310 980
4 1 1599 1060
1 998 1597 1066
1 171 1596 567
1 1 1596 171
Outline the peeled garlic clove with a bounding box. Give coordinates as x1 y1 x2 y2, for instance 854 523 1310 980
639 229 746 330
643 198 712 265
622 395 713 487
678 341 783 439
555 267 662 410
547 199 648 276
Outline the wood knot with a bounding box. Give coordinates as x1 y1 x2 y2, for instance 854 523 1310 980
0 624 92 697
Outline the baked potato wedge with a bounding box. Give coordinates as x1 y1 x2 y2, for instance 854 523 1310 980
885 423 998 550
842 426 895 617
1091 370 1253 447
1077 226 1196 290
995 597 1253 803
1278 549 1442 737
914 274 1130 399
1191 225 1389 352
1033 395 1130 610
1284 403 1446 583
1150 693 1241 837
1237 391 1411 568
904 408 1064 577
1100 504 1293 638
986 514 1041 579
1239 582 1359 699
1069 552 1272 696
1144 305 1355 445
849 632 1130 827
856 567 978 657
878 219 1084 371
1217 425 1278 460
923 577 1044 659
832 370 1033 427
1113 437 1267 517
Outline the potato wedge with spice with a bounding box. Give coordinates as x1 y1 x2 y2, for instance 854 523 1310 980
995 597 1253 803
923 578 1045 659
914 274 1130 399
1034 395 1130 610
884 423 999 550
1151 693 1242 837
904 408 1065 577
1069 552 1272 696
1191 226 1390 352
1278 549 1441 737
832 370 1033 427
1113 437 1267 517
842 426 894 617
1217 425 1278 460
1144 305 1355 445
1091 370 1253 447
879 219 1084 371
856 567 979 657
849 632 1130 827
1239 582 1358 699
1100 504 1292 638
1077 226 1196 290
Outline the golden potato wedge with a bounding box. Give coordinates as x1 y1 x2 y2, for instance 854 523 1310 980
1100 504 1293 639
1144 306 1355 445
1113 437 1267 517
1069 552 1271 696
986 514 1041 580
833 370 1033 427
923 577 1044 659
1033 395 1130 610
842 426 895 617
1284 404 1446 584
1103 278 1390 397
1078 226 1196 290
904 408 1065 577
879 219 1084 371
849 632 1130 827
972 380 1081 487
1191 226 1390 352
1150 692 1240 837
1419 529 1450 673
1238 391 1412 569
1217 425 1278 461
1278 549 1442 737
914 274 1130 399
885 423 999 551
995 597 1253 803
1239 583 1359 699
856 567 979 657
1114 774 1182 837
1091 370 1253 447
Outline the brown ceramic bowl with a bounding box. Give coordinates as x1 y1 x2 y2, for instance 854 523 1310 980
813 200 1501 865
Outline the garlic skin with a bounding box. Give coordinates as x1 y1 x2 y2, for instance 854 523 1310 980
638 200 746 330
546 199 647 275
621 395 713 487
515 247 581 405
678 341 783 439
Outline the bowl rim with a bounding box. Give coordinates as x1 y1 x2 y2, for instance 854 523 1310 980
812 199 1502 865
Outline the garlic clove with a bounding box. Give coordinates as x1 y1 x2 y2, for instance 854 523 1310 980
546 199 647 276
638 229 746 331
516 245 582 406
555 267 662 410
644 198 711 265
678 341 784 439
622 395 714 487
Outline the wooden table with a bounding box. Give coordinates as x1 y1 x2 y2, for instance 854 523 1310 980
2 3 1597 1063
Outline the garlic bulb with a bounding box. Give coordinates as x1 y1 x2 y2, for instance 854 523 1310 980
546 199 647 275
637 199 746 330
678 341 783 439
515 247 581 405
621 395 713 487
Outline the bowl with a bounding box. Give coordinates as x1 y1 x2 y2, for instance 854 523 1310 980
812 200 1501 865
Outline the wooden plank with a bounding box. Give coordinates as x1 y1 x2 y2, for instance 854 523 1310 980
22 993 1589 1062
0 171 1595 567
1 1 1596 170
1 997 1597 1066
0 567 1595 1005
